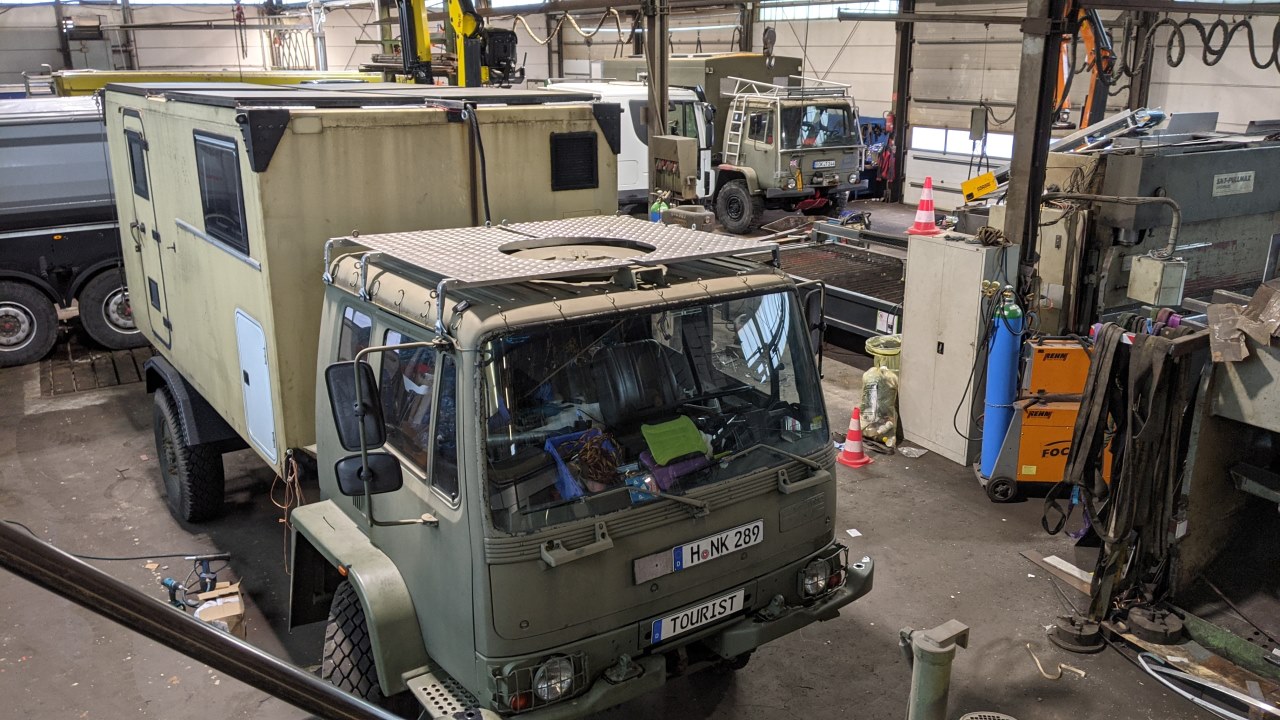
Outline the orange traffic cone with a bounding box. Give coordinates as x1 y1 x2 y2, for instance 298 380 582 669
907 176 943 236
837 406 873 468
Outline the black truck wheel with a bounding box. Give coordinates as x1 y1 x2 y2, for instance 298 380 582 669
322 582 389 704
0 281 58 368
79 272 147 350
153 387 225 522
715 180 763 234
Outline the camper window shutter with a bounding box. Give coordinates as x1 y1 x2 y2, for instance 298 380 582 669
193 132 250 257
549 132 599 192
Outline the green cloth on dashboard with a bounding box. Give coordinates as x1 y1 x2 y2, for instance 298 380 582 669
641 416 709 465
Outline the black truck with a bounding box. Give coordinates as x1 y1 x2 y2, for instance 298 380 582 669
0 96 145 367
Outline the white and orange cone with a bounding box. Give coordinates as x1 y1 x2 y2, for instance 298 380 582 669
907 176 943 236
837 406 873 468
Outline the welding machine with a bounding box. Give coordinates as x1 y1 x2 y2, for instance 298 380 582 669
978 337 1099 502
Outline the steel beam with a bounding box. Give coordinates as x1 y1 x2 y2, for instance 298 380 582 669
887 0 914 204
0 522 401 720
644 0 669 204
838 11 1024 25
1002 0 1068 294
1083 0 1280 14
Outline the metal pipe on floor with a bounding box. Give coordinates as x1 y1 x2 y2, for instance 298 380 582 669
0 521 400 720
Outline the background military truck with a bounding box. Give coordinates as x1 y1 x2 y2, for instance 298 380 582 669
600 52 803 157
711 77 867 233
291 215 874 717
0 96 147 366
102 82 618 521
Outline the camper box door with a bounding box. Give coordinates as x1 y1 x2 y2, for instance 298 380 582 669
120 111 173 348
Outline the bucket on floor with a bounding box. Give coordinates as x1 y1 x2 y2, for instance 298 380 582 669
865 334 902 371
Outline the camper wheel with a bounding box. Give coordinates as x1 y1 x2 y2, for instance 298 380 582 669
153 387 226 522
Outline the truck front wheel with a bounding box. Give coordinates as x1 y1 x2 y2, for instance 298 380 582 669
79 272 148 351
153 387 225 522
322 582 394 705
0 281 58 368
715 180 763 234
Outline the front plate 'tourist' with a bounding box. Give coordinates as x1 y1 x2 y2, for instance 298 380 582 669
650 588 746 644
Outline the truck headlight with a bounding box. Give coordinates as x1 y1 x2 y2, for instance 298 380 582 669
802 559 829 597
533 656 575 702
849 173 858 184
786 178 797 190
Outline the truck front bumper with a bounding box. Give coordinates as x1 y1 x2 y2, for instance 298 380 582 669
515 556 875 720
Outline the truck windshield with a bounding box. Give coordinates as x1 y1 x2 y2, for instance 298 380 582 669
483 291 828 533
781 104 855 150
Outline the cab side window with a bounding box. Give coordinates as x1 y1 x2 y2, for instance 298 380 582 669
748 111 772 144
336 307 372 362
378 329 458 502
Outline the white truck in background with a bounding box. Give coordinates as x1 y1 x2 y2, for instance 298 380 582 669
547 80 714 211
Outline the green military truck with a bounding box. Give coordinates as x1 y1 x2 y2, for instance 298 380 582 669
711 77 867 234
290 215 873 717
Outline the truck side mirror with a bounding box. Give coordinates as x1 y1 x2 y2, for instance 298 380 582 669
333 453 403 496
324 361 386 452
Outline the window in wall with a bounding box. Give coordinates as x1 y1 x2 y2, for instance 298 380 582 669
910 125 1014 161
759 0 897 22
336 307 372 362
193 132 250 256
125 130 149 199
747 111 772 143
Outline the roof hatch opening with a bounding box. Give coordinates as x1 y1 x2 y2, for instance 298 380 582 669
498 236 657 262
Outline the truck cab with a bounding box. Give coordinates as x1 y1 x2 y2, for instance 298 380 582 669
714 77 868 234
289 216 873 718
546 80 715 209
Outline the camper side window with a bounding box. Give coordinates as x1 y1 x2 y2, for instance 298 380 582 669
125 130 149 199
193 133 250 257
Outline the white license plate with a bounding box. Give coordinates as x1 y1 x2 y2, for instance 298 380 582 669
673 520 763 572
812 159 836 169
650 588 745 644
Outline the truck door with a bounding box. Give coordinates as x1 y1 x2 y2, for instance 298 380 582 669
120 111 172 348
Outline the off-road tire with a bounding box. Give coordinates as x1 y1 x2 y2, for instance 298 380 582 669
78 271 147 350
715 180 763 234
153 387 225 522
723 650 754 671
824 190 849 217
0 281 58 368
322 582 388 703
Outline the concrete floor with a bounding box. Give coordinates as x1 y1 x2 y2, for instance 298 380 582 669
0 342 1208 720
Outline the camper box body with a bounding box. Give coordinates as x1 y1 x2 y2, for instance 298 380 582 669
104 83 617 475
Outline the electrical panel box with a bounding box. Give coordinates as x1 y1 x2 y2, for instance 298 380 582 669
1128 254 1188 306
900 233 1018 466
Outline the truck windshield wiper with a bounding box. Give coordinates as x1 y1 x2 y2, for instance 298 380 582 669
587 482 710 518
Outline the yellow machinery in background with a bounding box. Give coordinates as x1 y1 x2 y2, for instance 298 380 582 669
52 69 379 96
981 338 1108 502
397 0 520 86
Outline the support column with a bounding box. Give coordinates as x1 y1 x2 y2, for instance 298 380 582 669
1002 0 1069 293
644 0 669 202
738 3 753 52
1127 11 1155 110
887 0 914 204
51 0 74 69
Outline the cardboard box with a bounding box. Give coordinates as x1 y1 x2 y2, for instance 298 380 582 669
193 582 247 639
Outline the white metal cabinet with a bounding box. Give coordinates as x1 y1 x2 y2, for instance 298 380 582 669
900 233 1016 466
